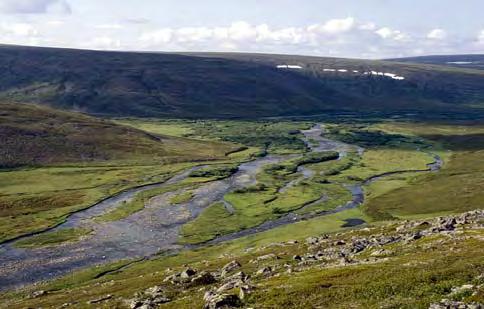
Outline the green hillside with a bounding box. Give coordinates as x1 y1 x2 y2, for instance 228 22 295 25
0 102 235 168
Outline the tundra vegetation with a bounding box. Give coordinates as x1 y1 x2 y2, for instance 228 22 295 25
0 106 483 308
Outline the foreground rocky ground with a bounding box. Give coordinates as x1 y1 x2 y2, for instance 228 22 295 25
7 209 482 308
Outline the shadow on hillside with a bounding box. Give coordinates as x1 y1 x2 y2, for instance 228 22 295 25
422 134 484 150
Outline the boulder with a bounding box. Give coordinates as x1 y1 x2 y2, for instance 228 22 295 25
256 266 273 276
180 268 197 279
86 294 112 304
306 237 319 245
31 290 48 298
221 260 241 277
191 271 217 286
238 285 254 300
428 299 483 309
128 286 170 308
333 240 346 246
256 254 279 262
204 291 241 309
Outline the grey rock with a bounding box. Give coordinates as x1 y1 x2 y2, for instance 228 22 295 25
180 267 197 278
221 260 241 277
204 291 241 309
87 294 112 304
31 290 47 298
429 299 483 309
191 271 217 286
256 266 273 276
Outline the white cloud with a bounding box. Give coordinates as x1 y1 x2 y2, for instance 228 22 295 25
256 25 304 44
358 22 376 31
139 28 173 44
0 15 480 58
0 22 38 36
85 36 121 50
95 24 124 30
478 30 484 43
46 20 64 27
123 18 150 25
308 17 355 35
0 0 71 14
228 21 257 41
375 27 410 41
175 27 214 42
427 28 447 40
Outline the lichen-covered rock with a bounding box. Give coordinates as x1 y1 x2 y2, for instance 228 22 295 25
191 271 217 286
428 299 483 309
221 260 241 277
180 267 197 278
203 291 241 309
127 286 170 309
256 266 273 276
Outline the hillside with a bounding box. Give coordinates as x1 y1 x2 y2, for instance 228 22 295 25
0 45 483 119
388 54 484 71
0 102 235 168
2 210 482 308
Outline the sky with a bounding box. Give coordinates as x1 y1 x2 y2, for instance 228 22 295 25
0 0 483 59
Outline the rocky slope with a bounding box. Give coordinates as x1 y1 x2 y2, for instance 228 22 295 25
11 209 483 308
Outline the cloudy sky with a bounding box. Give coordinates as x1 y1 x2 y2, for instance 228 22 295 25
0 0 483 58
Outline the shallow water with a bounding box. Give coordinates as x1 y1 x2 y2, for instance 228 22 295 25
0 124 442 291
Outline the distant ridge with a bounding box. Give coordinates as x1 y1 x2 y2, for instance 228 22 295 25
0 45 483 119
387 54 484 71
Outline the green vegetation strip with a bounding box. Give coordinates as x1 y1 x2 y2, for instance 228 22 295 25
13 228 92 249
169 191 194 205
95 183 194 222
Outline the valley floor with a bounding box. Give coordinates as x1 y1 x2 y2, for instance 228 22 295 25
0 117 483 308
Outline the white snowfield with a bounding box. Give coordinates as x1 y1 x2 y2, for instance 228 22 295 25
326 67 406 80
447 61 474 65
276 64 406 80
277 64 303 69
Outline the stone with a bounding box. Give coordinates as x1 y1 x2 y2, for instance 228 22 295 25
191 271 216 286
406 232 423 241
306 237 319 245
163 273 179 283
370 249 391 257
86 294 112 304
221 260 241 277
145 286 163 296
333 240 346 246
256 254 278 261
204 291 241 309
429 299 483 309
127 286 171 308
238 285 253 300
180 268 197 278
31 290 48 298
451 284 475 295
256 266 273 276
128 299 143 309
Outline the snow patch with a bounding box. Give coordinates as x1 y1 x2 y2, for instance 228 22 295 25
321 67 405 80
277 64 303 69
447 61 473 65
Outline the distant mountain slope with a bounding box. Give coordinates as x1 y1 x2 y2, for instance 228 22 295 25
0 45 483 118
0 102 234 168
387 54 484 71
